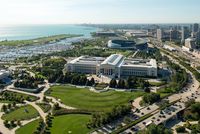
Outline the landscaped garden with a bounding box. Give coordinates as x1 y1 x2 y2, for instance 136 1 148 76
16 119 40 134
2 105 39 121
0 90 39 102
49 114 92 134
36 103 51 113
46 85 144 112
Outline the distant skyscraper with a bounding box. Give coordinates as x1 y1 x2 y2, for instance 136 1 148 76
193 23 199 33
196 31 200 41
157 29 163 41
170 29 179 41
181 26 190 43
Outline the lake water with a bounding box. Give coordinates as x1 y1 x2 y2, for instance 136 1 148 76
0 24 98 61
0 24 98 41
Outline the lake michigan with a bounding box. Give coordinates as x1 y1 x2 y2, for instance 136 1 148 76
0 24 98 41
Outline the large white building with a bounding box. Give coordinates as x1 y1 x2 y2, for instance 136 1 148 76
66 54 157 78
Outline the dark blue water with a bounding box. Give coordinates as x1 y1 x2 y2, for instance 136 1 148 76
0 24 97 41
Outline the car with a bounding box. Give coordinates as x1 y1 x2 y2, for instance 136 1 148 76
162 115 166 118
131 127 138 132
168 112 171 115
147 107 151 110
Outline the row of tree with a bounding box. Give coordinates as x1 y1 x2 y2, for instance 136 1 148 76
159 56 188 94
109 76 150 89
4 120 21 128
33 113 53 134
184 102 200 121
1 92 24 103
48 72 95 86
87 105 131 128
1 102 16 113
138 124 172 134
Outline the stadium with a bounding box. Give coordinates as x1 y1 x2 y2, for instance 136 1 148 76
108 38 148 50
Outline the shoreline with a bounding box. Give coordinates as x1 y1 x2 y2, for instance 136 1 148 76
0 34 82 47
0 35 91 62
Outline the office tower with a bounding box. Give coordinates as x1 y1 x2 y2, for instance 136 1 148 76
193 23 199 33
181 26 190 43
157 29 163 40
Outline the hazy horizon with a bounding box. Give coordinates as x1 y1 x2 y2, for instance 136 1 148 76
0 0 200 25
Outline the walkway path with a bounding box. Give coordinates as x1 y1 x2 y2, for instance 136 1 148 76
1 78 76 134
11 117 40 134
0 104 12 134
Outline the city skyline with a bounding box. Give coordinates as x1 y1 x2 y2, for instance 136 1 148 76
0 0 200 25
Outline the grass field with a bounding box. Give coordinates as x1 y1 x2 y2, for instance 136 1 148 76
2 105 39 121
16 119 40 134
50 114 92 134
47 85 144 111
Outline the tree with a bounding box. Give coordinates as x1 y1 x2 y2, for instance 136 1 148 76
7 104 11 109
10 120 15 127
143 93 160 104
176 126 186 133
17 120 21 126
53 103 60 110
185 99 195 108
85 79 91 86
109 79 117 88
144 87 151 93
139 124 172 134
12 102 16 108
3 120 9 128
117 79 125 89
2 105 7 112
90 78 95 86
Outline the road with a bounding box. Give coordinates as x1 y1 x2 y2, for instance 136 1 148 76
123 42 200 134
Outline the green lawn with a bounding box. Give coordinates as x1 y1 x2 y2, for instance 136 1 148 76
50 114 92 134
16 119 40 134
47 85 144 111
2 105 39 121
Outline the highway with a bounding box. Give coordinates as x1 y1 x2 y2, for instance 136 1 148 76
123 40 200 134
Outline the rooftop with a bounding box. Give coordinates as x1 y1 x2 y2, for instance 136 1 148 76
101 54 124 66
68 54 157 69
122 59 157 68
69 56 105 65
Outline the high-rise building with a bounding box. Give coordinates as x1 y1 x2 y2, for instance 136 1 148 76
157 29 171 41
193 23 199 33
170 29 179 41
181 26 190 43
196 31 200 41
157 29 163 41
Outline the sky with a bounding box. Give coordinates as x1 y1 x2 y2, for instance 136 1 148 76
0 0 200 25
